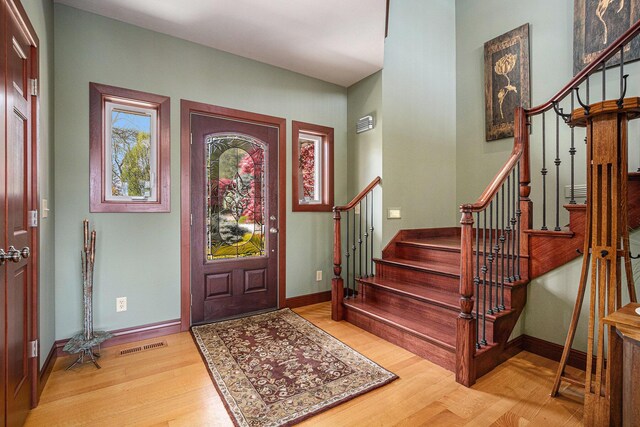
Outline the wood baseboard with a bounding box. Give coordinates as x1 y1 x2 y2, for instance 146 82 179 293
38 342 57 397
54 318 182 357
285 291 332 308
510 334 588 371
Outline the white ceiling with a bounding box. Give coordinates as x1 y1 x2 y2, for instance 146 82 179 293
54 0 386 87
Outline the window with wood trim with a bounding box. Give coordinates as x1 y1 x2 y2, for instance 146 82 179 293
292 121 334 212
90 83 170 212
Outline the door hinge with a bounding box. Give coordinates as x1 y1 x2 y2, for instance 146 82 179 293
190 133 193 145
30 78 38 96
28 340 38 358
190 214 193 226
190 293 193 306
29 210 38 227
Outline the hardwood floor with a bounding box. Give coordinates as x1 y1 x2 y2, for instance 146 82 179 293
26 302 585 426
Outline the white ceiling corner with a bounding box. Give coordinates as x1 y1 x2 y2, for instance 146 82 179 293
53 0 386 87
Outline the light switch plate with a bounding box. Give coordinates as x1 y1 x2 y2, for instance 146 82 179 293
387 208 401 219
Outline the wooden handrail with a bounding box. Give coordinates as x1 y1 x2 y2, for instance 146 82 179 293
461 108 528 213
528 19 640 116
334 176 381 211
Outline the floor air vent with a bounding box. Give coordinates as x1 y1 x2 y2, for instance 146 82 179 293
118 340 167 356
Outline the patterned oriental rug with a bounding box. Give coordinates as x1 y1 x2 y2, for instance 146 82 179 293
191 309 397 427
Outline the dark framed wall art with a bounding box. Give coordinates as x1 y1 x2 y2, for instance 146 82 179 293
484 24 530 142
574 0 640 74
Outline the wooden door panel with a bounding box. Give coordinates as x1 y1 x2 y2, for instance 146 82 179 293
0 1 6 424
7 265 27 393
191 113 278 323
5 4 34 426
10 110 28 235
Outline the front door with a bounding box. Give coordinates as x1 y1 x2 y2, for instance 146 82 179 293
190 113 279 323
4 1 36 425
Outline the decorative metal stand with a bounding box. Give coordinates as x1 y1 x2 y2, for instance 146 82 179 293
63 219 112 369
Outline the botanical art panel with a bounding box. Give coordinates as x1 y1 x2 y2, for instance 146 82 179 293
574 0 640 74
484 24 530 141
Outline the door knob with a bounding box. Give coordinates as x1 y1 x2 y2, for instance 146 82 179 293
0 246 29 265
0 247 19 264
19 247 30 259
6 247 21 263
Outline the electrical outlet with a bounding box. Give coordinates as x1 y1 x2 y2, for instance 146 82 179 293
116 297 127 312
316 270 322 281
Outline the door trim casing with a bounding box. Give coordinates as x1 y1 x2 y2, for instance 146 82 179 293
180 100 286 330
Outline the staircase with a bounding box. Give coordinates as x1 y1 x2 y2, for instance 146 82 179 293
344 228 527 373
337 174 640 378
331 21 640 387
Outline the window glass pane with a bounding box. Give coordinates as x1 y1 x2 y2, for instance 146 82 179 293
206 135 266 260
298 133 322 204
109 107 154 200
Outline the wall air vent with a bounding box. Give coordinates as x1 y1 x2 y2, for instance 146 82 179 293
356 115 375 134
564 184 587 199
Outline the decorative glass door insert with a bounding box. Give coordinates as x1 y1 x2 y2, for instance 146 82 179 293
206 134 266 260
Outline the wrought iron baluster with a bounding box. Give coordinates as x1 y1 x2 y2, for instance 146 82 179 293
569 92 576 204
345 211 350 299
602 61 606 101
358 201 363 280
475 212 481 349
370 190 375 276
620 46 624 102
352 208 357 296
499 185 505 311
494 193 501 313
481 210 488 346
506 174 512 283
555 112 561 231
586 74 590 104
365 195 369 278
511 168 518 282
487 200 493 314
541 112 548 230
516 162 522 280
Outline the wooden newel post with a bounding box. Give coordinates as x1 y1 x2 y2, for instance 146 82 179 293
456 207 476 387
331 208 344 321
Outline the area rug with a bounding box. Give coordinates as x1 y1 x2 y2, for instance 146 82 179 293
191 309 397 427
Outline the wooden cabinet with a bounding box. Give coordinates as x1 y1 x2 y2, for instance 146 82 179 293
602 303 640 427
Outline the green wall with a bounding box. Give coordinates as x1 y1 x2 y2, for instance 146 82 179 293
381 0 458 243
22 0 55 369
455 0 640 350
53 4 347 339
347 71 383 257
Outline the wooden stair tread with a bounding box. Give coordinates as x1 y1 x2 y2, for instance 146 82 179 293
357 276 459 309
343 298 456 350
377 257 459 276
399 236 461 251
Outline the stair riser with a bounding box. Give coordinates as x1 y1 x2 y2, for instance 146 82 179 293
395 244 460 268
356 281 514 344
376 263 458 292
344 307 455 371
359 283 457 336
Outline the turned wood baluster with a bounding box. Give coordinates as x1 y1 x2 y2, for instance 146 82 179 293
332 208 344 321
457 208 476 387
